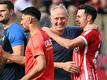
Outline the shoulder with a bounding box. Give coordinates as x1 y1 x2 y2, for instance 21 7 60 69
7 23 25 40
30 34 44 48
81 29 100 41
82 29 99 36
9 23 23 29
7 23 24 34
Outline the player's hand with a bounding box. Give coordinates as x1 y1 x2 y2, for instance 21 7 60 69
62 61 80 73
42 27 50 32
42 27 52 35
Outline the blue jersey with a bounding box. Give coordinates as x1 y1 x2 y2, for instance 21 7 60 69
0 23 27 80
53 26 83 80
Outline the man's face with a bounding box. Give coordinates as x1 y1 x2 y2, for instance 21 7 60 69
50 8 68 31
0 4 11 23
21 14 29 32
75 9 88 28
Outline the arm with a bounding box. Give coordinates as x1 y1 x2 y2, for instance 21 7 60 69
6 45 25 64
0 45 25 66
54 62 80 73
48 30 84 49
21 55 46 80
12 45 25 56
6 26 26 63
42 27 85 49
3 52 25 66
55 36 84 49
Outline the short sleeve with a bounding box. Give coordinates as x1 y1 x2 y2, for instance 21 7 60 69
7 23 26 47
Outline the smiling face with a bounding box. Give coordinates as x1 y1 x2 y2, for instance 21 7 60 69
75 9 88 29
50 8 68 32
0 4 11 24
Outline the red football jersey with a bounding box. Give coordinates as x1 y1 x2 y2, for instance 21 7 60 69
25 29 54 80
73 29 101 80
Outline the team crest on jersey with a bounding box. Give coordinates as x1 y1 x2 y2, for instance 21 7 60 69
45 39 52 47
45 39 53 51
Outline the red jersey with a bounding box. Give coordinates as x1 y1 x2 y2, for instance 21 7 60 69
73 29 101 80
25 29 54 80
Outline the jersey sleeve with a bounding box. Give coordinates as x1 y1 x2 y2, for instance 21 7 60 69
7 24 26 47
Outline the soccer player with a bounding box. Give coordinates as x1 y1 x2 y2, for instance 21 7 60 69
0 1 27 79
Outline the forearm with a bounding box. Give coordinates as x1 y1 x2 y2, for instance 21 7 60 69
6 45 25 65
54 62 64 69
49 33 71 49
21 63 45 80
54 61 80 73
2 52 25 66
43 27 71 49
50 32 85 49
21 55 46 80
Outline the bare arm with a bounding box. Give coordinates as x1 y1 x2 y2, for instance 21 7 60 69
6 45 25 64
0 46 25 66
2 52 25 66
21 55 46 80
42 27 85 49
54 62 80 73
0 45 25 66
12 45 25 56
52 35 85 49
43 28 84 49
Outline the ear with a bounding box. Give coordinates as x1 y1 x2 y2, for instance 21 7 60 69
87 15 92 22
28 16 32 24
50 16 52 23
10 9 14 16
49 16 51 20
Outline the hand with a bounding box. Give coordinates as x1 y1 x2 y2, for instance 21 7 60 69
62 61 80 73
42 27 51 35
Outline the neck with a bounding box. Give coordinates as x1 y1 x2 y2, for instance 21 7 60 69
3 17 15 29
29 23 40 36
84 21 92 31
84 23 98 31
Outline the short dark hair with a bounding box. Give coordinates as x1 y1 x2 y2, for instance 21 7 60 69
79 4 97 22
0 0 14 10
21 7 41 21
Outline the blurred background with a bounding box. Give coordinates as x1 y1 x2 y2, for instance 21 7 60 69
3 0 107 80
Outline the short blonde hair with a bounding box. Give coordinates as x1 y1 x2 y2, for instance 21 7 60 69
50 4 68 17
